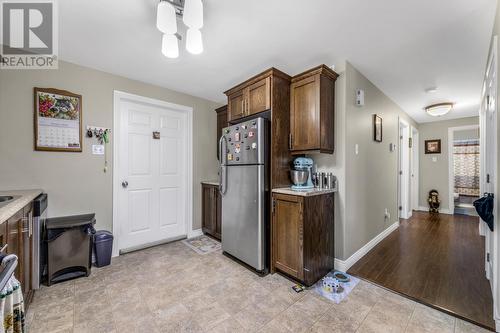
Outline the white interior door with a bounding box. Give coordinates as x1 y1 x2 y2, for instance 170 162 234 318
117 98 188 251
411 128 419 211
399 119 411 219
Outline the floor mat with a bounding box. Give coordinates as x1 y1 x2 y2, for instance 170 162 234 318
314 271 359 304
182 235 221 255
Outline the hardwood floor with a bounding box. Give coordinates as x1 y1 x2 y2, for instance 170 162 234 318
348 211 495 331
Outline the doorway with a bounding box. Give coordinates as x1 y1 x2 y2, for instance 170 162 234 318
448 125 480 216
411 126 419 212
398 118 411 219
113 91 193 255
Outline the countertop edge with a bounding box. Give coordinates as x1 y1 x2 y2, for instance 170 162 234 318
272 187 337 197
0 189 43 224
201 181 220 186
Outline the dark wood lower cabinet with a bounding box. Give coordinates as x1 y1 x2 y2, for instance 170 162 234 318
6 202 34 306
202 183 221 240
272 192 334 286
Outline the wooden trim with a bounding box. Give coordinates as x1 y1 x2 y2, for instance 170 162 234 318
214 105 227 114
224 67 291 96
34 87 83 152
291 64 339 82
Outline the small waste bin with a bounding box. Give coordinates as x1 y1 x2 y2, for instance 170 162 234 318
46 213 96 286
94 230 113 267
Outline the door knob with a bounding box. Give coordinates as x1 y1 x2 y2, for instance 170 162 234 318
122 181 129 188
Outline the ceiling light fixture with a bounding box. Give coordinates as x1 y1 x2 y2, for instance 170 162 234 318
156 0 204 59
162 34 179 58
425 87 438 93
424 102 454 117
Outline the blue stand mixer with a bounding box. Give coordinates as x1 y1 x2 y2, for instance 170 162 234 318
291 157 314 190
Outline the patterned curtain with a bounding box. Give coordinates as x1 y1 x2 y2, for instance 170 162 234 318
453 139 480 196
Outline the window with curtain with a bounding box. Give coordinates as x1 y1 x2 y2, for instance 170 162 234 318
453 139 480 197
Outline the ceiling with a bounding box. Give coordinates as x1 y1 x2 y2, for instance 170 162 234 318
59 0 496 123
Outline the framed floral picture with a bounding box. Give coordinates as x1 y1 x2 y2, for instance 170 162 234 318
34 88 83 152
425 139 441 154
373 114 382 142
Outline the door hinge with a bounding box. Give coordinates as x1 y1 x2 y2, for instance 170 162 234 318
487 174 491 183
487 253 490 262
409 138 412 148
272 199 276 214
399 206 402 211
289 133 293 150
399 170 403 175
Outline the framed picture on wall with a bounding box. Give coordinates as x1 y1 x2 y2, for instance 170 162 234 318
34 88 83 152
373 114 382 142
425 139 441 154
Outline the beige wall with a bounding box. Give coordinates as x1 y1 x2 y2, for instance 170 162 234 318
454 128 479 141
0 61 220 232
341 62 417 260
418 116 479 211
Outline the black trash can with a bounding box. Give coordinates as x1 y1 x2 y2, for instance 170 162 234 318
94 230 113 267
46 213 96 286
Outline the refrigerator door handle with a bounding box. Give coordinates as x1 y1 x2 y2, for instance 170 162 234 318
219 135 228 195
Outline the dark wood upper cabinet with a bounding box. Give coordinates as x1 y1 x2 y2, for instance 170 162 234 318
225 69 287 123
246 77 271 116
228 90 245 122
272 191 335 286
290 65 338 154
215 105 228 160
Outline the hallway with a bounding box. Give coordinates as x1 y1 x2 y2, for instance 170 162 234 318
348 211 494 331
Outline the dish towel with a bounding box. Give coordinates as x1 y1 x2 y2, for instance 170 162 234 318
0 276 25 333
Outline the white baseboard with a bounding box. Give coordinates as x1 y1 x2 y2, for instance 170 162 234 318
187 228 203 239
417 206 452 215
334 221 400 272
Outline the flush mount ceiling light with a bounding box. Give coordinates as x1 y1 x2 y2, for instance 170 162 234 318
424 102 454 117
156 0 204 59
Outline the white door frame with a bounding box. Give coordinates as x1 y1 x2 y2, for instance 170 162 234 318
112 90 193 257
447 124 480 216
411 126 419 211
481 36 499 330
398 118 411 219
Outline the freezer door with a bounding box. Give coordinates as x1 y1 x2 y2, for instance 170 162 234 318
222 164 265 271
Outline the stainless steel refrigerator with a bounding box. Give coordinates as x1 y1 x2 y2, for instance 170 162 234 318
219 117 268 272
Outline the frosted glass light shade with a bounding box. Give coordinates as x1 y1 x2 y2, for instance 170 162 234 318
186 28 203 54
183 0 203 29
157 1 177 34
424 103 453 116
162 34 179 58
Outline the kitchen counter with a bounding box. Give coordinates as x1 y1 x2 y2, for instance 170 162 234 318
201 181 220 186
0 189 43 224
272 187 337 197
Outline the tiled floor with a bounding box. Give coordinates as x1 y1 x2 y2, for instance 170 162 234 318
28 240 491 333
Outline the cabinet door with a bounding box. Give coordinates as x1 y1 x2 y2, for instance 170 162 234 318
215 189 222 240
245 77 271 116
216 106 228 160
228 90 245 122
7 211 22 289
290 75 320 151
273 194 303 280
22 204 33 299
202 184 217 237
